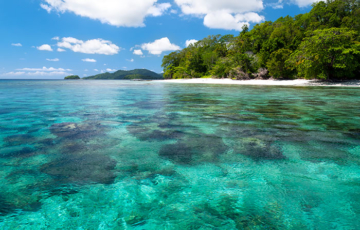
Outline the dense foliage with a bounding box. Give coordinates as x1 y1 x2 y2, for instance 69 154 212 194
64 75 80 80
84 69 163 80
162 0 360 80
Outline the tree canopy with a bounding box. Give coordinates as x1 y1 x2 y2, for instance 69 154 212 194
162 0 360 80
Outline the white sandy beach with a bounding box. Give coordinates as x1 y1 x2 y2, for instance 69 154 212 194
156 78 360 87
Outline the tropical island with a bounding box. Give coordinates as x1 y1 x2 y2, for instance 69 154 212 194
162 0 360 81
83 69 163 80
64 75 80 80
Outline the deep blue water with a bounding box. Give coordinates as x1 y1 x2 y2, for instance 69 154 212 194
0 80 360 229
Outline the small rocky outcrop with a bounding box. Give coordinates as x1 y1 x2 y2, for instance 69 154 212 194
229 68 250 80
253 68 269 80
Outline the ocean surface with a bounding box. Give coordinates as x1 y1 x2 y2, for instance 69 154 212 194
0 80 360 229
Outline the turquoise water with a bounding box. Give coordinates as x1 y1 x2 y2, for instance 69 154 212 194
0 80 360 229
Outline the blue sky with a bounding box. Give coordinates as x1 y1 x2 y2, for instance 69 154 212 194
0 0 317 79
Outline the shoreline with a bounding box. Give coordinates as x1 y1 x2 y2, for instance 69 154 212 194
155 78 360 87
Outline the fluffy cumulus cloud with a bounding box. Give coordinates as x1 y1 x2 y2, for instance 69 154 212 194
37 44 53 51
46 58 59 61
204 12 264 30
141 37 180 55
57 37 120 55
82 58 97 62
186 39 198 47
12 43 22 47
40 0 171 27
133 49 143 55
106 68 117 72
174 0 264 30
57 48 66 52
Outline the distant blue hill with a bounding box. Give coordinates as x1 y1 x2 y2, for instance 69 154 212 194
83 69 163 80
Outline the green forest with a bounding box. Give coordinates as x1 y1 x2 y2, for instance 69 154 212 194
162 0 360 80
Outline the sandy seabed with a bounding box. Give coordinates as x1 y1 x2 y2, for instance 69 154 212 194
156 78 360 87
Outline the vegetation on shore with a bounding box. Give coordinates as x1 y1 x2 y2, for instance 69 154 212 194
83 69 163 80
64 75 80 80
162 0 360 80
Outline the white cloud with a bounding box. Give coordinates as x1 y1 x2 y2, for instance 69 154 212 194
3 66 72 77
186 39 198 47
12 43 22 47
46 58 60 62
170 9 177 14
37 44 53 51
84 69 88 71
57 37 120 55
175 0 263 15
2 71 71 77
174 0 264 30
41 0 171 27
2 72 25 76
133 49 144 55
94 69 99 71
127 59 134 62
204 12 264 30
82 58 97 62
106 68 117 72
17 67 72 71
141 37 180 55
57 48 66 52
291 0 319 7
40 3 52 13
52 36 60 40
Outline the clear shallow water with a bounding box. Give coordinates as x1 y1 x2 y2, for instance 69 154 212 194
0 80 360 229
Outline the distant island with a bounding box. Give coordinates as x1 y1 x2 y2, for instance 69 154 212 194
64 75 80 80
83 69 163 80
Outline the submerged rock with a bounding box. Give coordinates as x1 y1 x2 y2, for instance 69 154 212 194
41 154 117 185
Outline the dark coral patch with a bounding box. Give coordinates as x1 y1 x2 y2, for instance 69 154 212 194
127 124 184 142
49 122 105 140
3 134 36 146
0 196 17 217
159 142 194 164
0 147 37 158
159 134 228 164
234 138 285 160
41 154 117 185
